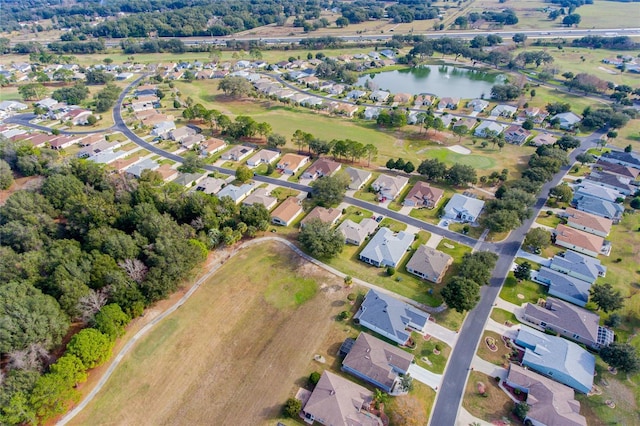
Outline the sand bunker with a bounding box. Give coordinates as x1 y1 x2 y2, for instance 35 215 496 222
448 144 471 155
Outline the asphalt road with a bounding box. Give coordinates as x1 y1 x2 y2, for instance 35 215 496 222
428 130 604 425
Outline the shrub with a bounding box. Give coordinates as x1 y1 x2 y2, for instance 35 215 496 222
283 398 302 418
309 371 321 386
338 311 350 320
435 343 442 351
347 292 356 301
386 266 396 276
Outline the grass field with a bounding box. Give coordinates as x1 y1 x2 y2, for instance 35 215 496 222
70 242 349 425
499 273 546 306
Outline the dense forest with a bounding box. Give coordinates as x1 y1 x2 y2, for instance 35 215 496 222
0 136 271 424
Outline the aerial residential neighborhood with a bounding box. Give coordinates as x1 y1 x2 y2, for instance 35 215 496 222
0 1 639 425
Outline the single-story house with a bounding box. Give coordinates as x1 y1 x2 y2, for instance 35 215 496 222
301 371 380 426
405 246 453 283
364 106 382 120
338 218 379 246
371 174 409 201
438 97 460 110
370 90 390 102
548 251 606 284
515 326 596 394
125 158 160 178
217 183 255 204
490 104 517 117
64 108 92 126
200 138 227 155
467 99 489 112
334 103 359 117
415 94 434 106
169 126 197 142
277 153 309 175
359 227 413 268
173 172 205 187
0 100 28 113
452 118 476 132
503 124 531 145
221 145 254 162
271 197 303 226
554 224 605 258
300 206 342 228
342 332 414 393
442 194 485 223
552 112 581 130
523 297 613 350
156 163 179 182
530 133 558 147
346 90 367 100
574 182 623 203
594 159 640 180
195 176 227 195
572 195 624 224
403 181 444 209
301 158 341 180
505 365 587 426
474 121 507 138
534 267 592 307
78 134 105 147
246 149 280 168
585 171 634 195
49 135 82 150
345 167 372 190
241 187 277 210
87 148 129 165
599 150 640 170
393 93 412 104
151 121 176 137
180 134 205 150
563 207 613 238
354 289 429 346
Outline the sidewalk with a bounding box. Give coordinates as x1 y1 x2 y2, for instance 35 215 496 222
470 355 508 380
456 407 493 426
485 318 519 340
423 321 459 347
425 233 444 249
515 249 550 267
493 298 521 314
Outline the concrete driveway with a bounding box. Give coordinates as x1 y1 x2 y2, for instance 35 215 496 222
408 364 443 390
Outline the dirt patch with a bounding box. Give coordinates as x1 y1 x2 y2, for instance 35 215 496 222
0 175 44 205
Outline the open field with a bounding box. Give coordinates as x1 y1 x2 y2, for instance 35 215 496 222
70 241 348 425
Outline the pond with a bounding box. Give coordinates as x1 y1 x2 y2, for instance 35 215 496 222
356 65 505 99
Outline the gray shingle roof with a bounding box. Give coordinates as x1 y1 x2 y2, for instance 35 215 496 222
359 227 413 267
549 251 606 284
535 267 592 306
524 298 600 346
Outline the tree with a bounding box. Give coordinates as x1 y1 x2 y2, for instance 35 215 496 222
453 125 469 142
177 152 204 173
604 313 622 328
442 277 480 313
363 144 378 167
600 343 640 374
299 218 345 258
309 371 321 386
283 397 302 418
0 158 13 189
458 252 498 286
513 402 530 420
418 159 447 181
18 83 47 101
484 209 522 232
576 153 595 165
30 371 80 422
446 164 477 186
49 354 87 387
386 158 397 170
92 304 130 340
590 283 624 313
522 119 534 131
235 165 253 183
66 328 113 369
336 17 350 27
512 33 528 45
52 82 89 105
514 262 532 281
555 135 580 151
0 282 69 354
403 161 415 174
549 184 573 202
523 228 551 252
311 173 349 207
630 197 640 209
399 373 414 392
218 76 253 98
624 144 632 153
266 133 286 149
563 13 581 27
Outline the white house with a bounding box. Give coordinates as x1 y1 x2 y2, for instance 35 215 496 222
442 194 485 223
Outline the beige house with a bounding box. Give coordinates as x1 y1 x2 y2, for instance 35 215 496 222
405 246 453 283
563 207 613 238
403 181 444 208
338 218 378 246
301 371 381 426
277 153 309 175
301 158 342 180
271 197 303 226
554 224 605 258
200 138 227 155
242 187 277 210
300 206 342 228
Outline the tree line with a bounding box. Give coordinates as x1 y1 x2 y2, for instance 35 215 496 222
0 135 274 424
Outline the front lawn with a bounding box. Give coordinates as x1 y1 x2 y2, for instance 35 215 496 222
499 273 546 306
462 371 514 424
476 331 512 368
340 206 374 224
379 217 407 232
415 336 451 374
535 212 563 228
490 308 520 326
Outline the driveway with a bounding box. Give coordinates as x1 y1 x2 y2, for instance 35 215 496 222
516 249 550 267
407 364 443 390
423 321 459 347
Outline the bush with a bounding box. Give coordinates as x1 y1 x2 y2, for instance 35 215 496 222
387 266 396 276
283 397 302 418
435 343 442 351
338 311 349 320
309 371 321 386
347 292 356 301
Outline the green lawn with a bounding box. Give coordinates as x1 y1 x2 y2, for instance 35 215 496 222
425 147 496 170
0 86 20 101
270 187 299 201
490 308 520 326
463 371 514 424
449 221 485 240
415 336 451 374
476 331 511 368
378 217 407 232
535 212 563 228
340 206 373 224
499 273 546 306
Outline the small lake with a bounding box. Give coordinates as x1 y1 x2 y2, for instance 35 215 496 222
357 65 505 99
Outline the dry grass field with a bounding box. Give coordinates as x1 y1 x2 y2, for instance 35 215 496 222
70 241 349 425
